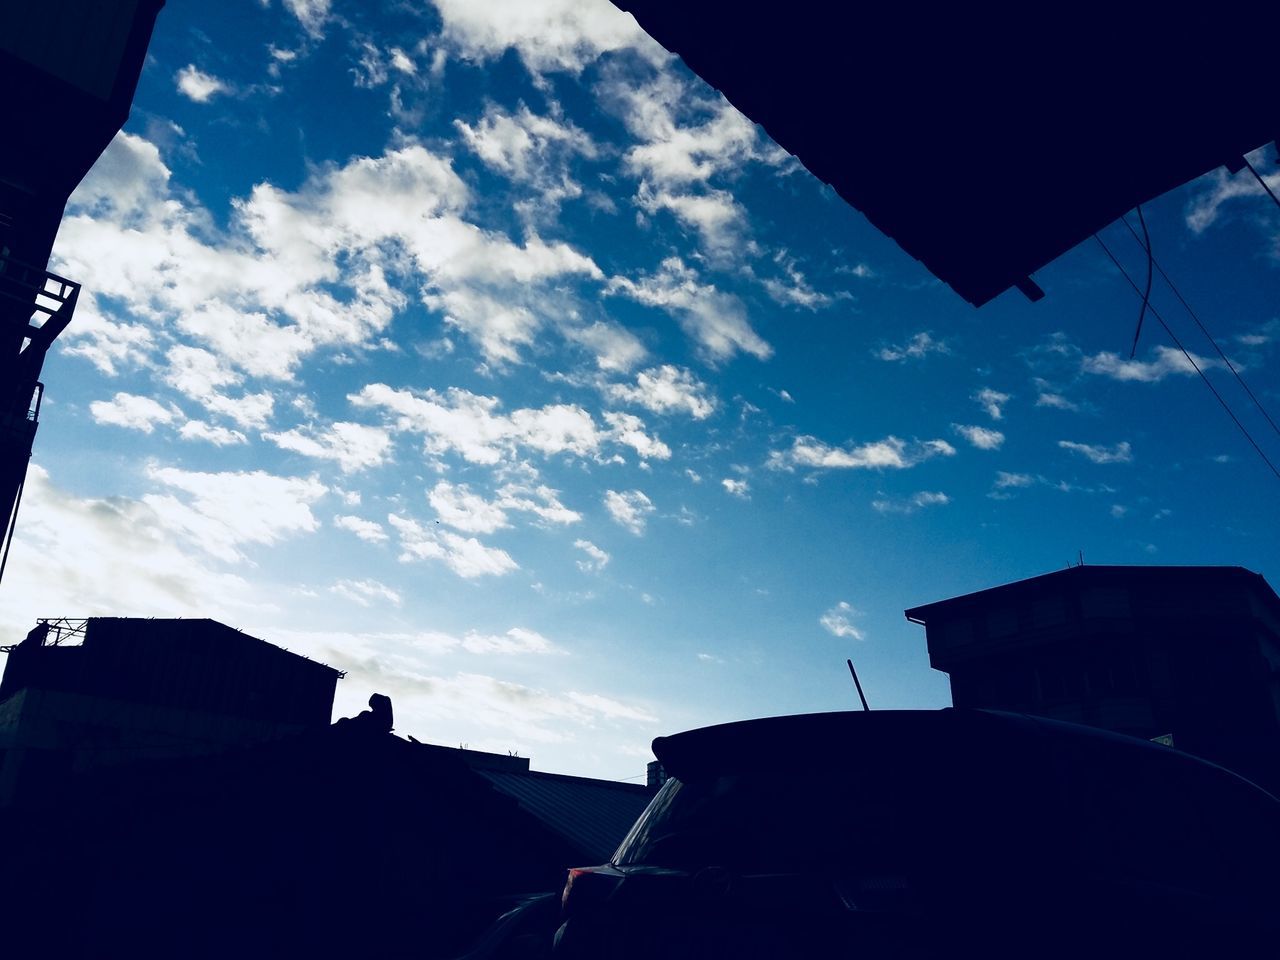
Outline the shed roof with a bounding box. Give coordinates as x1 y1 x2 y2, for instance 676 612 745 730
476 768 653 865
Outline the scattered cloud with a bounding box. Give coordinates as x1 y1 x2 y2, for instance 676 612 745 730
1082 346 1220 383
461 627 561 655
89 392 181 433
389 513 518 578
875 331 949 362
264 421 394 473
1058 440 1133 464
331 578 402 607
574 539 609 573
820 601 864 641
605 364 717 419
142 466 328 564
871 491 950 514
973 387 1010 420
721 477 749 498
993 471 1035 489
603 489 654 535
175 65 229 103
768 435 956 472
952 423 1005 451
179 421 248 446
431 0 666 75
608 257 771 363
334 514 388 543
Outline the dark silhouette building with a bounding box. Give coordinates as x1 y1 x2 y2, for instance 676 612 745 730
1 1 165 587
905 565 1280 793
0 616 342 804
613 3 1279 306
0 614 654 957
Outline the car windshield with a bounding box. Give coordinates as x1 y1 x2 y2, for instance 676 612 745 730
615 769 946 873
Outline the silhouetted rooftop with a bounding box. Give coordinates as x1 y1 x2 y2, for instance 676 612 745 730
903 564 1280 624
475 767 653 865
613 4 1279 306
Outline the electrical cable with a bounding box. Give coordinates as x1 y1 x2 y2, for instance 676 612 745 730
1128 205 1153 359
1119 214 1280 444
1243 156 1280 212
1093 233 1280 483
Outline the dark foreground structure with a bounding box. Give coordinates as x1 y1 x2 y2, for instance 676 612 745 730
613 3 1280 307
906 565 1280 794
558 709 1280 960
0 617 651 959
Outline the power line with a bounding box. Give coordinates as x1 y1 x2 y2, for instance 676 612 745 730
1128 205 1153 359
1118 215 1280 444
1092 233 1280 483
1243 157 1280 212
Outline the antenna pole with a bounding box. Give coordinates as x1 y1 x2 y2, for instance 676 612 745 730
846 659 870 712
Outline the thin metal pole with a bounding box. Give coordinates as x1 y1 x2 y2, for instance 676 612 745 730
846 659 870 712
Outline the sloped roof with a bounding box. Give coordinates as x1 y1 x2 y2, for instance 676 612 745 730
613 3 1279 306
477 768 653 865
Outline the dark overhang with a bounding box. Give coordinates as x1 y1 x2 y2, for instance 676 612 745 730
613 4 1279 306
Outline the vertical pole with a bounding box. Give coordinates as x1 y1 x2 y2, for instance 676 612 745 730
846 659 870 712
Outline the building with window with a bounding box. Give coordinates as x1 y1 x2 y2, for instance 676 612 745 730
905 565 1280 794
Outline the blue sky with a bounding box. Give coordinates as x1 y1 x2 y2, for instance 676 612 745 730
5 0 1279 779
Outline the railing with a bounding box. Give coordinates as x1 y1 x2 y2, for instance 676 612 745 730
0 253 81 351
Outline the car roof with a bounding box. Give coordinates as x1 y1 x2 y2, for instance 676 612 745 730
651 708 1274 801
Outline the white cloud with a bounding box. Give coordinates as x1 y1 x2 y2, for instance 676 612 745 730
875 331 949 362
263 421 393 473
604 489 654 535
952 423 1005 451
388 513 518 578
1110 504 1128 519
871 490 950 515
605 364 717 419
1058 440 1133 464
608 257 771 363
175 65 229 103
761 252 831 310
431 0 666 75
603 411 671 460
600 69 786 261
820 601 864 641
461 627 560 655
573 538 609 572
1034 380 1080 411
721 477 749 498
89 392 180 433
1082 346 1220 383
993 471 1035 489
973 387 1010 420
455 102 597 219
429 481 513 534
179 421 248 446
352 383 660 468
142 466 328 564
331 578 402 607
0 466 261 644
1185 147 1280 232
283 0 331 38
334 514 388 543
768 435 956 471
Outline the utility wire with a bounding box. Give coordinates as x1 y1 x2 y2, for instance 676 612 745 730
1128 205 1153 358
1093 232 1280 483
1119 214 1280 443
1243 157 1280 212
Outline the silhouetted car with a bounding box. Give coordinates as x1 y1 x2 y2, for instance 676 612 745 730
554 709 1280 959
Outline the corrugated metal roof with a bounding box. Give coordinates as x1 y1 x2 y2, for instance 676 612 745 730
477 769 653 865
